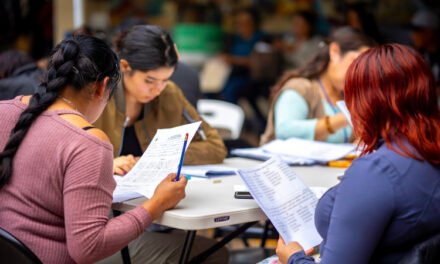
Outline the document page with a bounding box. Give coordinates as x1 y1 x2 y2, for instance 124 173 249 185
238 157 322 250
118 121 201 198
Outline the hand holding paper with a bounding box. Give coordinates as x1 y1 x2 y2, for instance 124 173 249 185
276 238 305 264
145 173 188 219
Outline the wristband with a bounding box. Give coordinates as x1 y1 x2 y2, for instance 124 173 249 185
325 115 335 134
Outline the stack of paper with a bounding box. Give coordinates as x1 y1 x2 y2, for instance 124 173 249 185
230 147 316 165
261 138 355 163
231 138 355 164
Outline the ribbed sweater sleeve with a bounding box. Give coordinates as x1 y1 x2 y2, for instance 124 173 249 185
63 138 152 263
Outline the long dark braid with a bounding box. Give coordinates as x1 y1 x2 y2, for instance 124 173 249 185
0 35 120 188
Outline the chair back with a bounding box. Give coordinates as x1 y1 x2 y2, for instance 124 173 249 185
0 227 42 264
197 99 245 140
399 233 440 264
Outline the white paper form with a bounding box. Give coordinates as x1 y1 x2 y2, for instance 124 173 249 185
336 100 352 126
262 138 355 163
238 157 322 250
118 121 201 198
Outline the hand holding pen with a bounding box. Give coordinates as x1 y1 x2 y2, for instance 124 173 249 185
146 173 188 219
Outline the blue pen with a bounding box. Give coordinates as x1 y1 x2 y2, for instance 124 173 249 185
175 133 188 181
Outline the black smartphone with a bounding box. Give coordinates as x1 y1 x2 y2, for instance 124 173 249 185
234 191 253 199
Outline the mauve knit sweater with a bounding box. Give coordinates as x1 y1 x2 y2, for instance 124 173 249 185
0 97 152 264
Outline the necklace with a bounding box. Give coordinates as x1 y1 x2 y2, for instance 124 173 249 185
317 79 338 112
58 96 78 111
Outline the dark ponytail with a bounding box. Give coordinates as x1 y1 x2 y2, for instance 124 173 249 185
114 25 178 71
0 35 120 189
270 26 374 101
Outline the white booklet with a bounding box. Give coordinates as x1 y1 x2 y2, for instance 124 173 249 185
230 147 316 165
261 138 355 163
237 157 322 250
181 165 236 178
117 121 201 198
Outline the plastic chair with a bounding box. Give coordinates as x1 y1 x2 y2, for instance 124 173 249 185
197 99 245 140
0 227 42 264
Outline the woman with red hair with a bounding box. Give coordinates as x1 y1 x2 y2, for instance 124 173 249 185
275 44 440 263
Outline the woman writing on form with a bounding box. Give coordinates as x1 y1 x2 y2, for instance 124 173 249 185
0 35 187 263
94 25 226 175
0 35 227 264
261 27 373 145
276 44 440 263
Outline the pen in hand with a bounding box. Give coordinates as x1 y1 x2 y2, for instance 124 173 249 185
175 133 188 181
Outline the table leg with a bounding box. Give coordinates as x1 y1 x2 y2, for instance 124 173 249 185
189 221 257 264
179 230 196 264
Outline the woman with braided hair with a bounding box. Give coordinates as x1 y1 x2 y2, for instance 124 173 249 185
0 35 193 263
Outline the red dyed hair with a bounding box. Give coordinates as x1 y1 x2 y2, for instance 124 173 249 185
344 44 440 164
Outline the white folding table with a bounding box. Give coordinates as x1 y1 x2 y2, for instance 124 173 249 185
112 157 345 263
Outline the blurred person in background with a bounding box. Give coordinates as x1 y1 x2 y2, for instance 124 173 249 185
220 7 266 104
261 27 374 145
0 49 44 100
344 3 384 44
279 10 323 70
409 9 440 102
